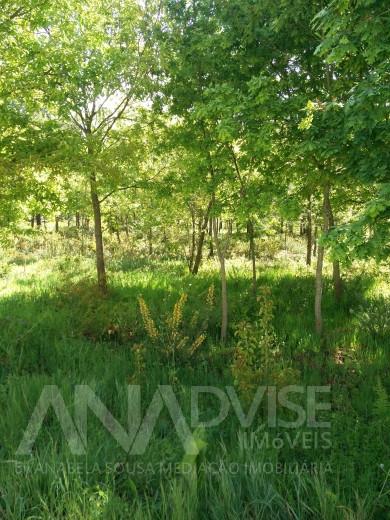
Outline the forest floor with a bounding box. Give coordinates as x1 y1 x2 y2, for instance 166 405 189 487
0 249 389 519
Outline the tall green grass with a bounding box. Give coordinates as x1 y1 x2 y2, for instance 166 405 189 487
0 253 389 519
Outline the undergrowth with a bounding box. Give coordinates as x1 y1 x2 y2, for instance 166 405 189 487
0 253 389 519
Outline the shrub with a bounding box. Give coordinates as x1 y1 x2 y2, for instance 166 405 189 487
232 286 299 397
136 285 215 379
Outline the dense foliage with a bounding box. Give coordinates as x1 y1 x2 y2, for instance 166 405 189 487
0 0 389 518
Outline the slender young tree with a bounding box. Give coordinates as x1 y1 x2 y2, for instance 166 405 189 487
23 0 152 292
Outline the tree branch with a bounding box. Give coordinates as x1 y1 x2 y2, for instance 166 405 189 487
99 184 139 204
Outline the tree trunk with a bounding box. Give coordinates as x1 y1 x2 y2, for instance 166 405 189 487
191 224 206 274
323 188 343 303
90 174 107 294
313 226 318 257
315 185 330 336
208 218 214 258
315 239 325 335
247 219 257 295
55 216 60 233
306 198 312 266
36 214 42 228
31 216 35 228
124 217 129 238
191 199 213 275
333 261 342 302
213 218 228 344
188 210 196 272
76 212 81 228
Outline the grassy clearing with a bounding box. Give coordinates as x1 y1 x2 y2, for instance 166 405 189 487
0 251 389 519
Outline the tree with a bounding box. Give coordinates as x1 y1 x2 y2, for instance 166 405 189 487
22 0 153 292
315 0 390 262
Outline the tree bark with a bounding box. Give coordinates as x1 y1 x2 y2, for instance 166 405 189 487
332 261 342 302
191 199 213 275
315 185 330 335
315 241 325 335
306 198 312 266
313 226 318 257
247 219 257 295
213 218 228 344
188 209 196 272
90 173 107 294
55 216 60 233
323 188 343 302
208 218 214 258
